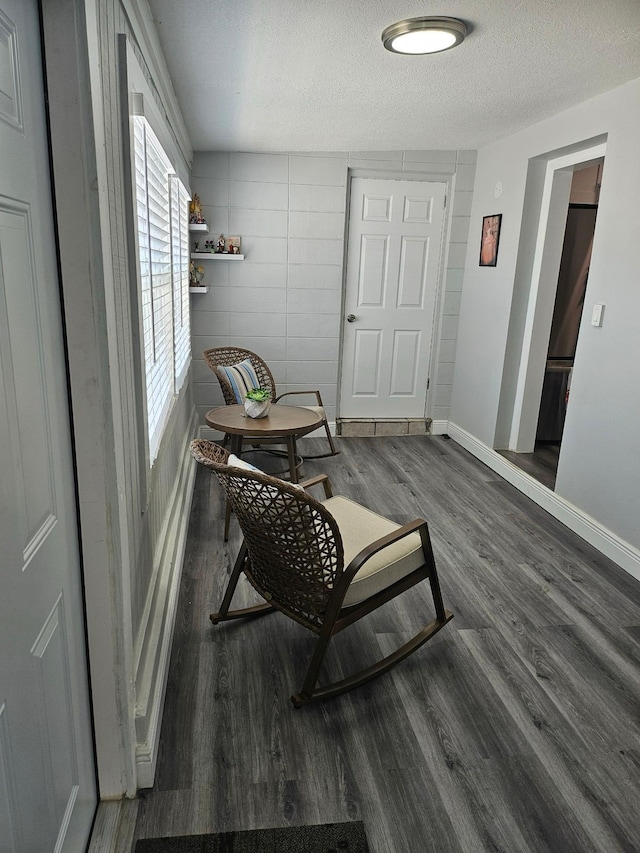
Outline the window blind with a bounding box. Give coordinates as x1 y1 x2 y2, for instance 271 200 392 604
171 176 191 389
133 117 190 462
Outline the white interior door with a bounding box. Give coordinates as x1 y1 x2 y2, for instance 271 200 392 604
0 1 97 850
340 177 446 419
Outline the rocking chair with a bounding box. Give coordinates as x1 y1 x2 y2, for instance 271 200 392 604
203 346 338 459
190 439 453 707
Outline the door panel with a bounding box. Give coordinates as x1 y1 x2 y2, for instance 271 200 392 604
358 235 388 305
390 331 420 396
353 329 382 395
0 205 56 554
0 1 96 850
398 237 428 306
340 177 446 419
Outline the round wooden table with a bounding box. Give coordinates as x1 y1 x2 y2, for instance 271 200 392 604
205 404 323 538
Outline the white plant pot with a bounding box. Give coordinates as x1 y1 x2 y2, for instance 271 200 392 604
244 398 271 419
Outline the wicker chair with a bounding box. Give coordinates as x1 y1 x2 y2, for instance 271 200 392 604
203 346 338 458
190 439 453 707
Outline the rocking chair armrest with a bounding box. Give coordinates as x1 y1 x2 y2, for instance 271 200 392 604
275 389 324 406
338 518 429 590
298 473 333 498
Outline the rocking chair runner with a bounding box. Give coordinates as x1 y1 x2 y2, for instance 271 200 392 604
190 439 453 707
203 346 338 459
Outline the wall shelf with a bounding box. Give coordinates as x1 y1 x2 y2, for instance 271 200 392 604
189 286 209 293
190 252 245 261
189 223 209 232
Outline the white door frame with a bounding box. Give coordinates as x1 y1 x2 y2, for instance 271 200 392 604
41 0 138 798
509 142 606 452
338 170 450 423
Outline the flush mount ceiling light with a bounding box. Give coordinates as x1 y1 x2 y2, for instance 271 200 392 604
381 16 467 55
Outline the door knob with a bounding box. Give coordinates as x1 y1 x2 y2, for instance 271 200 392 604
347 314 356 323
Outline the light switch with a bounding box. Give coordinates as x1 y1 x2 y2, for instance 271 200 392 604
591 304 604 327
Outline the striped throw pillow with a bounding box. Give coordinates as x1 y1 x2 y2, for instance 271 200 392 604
217 358 260 403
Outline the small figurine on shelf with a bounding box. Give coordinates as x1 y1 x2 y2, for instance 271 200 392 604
189 261 204 286
216 234 226 254
204 240 215 252
189 193 206 224
226 235 241 255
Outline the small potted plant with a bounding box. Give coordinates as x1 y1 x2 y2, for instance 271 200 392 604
244 387 271 419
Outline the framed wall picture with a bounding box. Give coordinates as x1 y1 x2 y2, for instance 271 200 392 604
479 214 502 267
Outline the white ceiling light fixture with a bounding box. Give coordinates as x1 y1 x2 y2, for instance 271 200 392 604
381 16 467 55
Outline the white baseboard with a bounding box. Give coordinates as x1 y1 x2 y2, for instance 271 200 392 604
430 419 449 435
199 425 224 441
133 410 199 789
87 801 121 853
447 421 640 583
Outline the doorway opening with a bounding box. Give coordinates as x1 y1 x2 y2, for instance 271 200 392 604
500 158 603 489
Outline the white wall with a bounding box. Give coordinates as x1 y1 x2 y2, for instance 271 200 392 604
451 77 640 554
190 149 477 429
43 0 196 795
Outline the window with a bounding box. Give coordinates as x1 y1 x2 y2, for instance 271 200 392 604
133 117 191 462
170 175 191 387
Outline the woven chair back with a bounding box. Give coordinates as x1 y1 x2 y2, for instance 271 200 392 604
203 346 276 406
190 440 344 631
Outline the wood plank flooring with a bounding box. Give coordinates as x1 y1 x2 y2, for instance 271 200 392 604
123 435 640 852
498 442 560 490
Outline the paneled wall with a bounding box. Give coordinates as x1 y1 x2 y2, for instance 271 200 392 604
44 0 195 794
190 150 476 429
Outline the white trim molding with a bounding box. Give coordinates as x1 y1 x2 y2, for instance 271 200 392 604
430 419 449 436
120 0 192 170
448 421 640 583
134 410 199 788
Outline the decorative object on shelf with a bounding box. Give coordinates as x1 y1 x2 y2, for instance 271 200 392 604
244 387 271 419
479 213 502 267
189 261 204 286
226 235 242 255
191 251 245 260
192 234 244 258
189 193 207 225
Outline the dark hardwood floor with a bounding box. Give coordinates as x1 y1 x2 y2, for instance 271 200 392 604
127 435 640 852
498 442 560 490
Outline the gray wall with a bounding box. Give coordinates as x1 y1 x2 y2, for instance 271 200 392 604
90 0 194 651
190 150 476 428
451 77 640 554
44 0 195 793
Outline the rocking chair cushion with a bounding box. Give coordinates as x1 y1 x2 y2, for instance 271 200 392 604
322 496 424 607
227 453 303 492
227 454 260 472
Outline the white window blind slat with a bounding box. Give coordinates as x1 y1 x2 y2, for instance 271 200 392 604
133 116 191 463
171 177 191 388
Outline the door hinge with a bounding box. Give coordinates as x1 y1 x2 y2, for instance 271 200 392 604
427 377 430 390
443 194 447 208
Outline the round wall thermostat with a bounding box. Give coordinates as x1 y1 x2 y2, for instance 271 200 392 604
494 181 503 198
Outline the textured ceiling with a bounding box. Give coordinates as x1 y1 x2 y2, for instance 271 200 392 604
146 0 640 153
